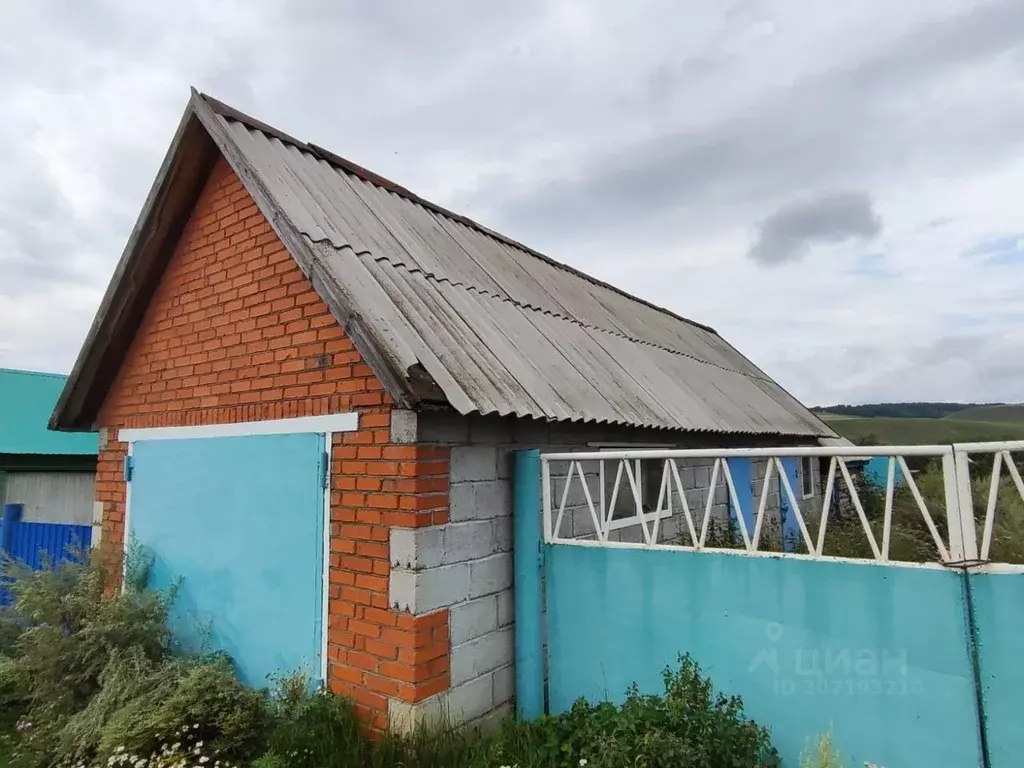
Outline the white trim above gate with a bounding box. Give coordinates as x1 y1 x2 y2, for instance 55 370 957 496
118 412 359 443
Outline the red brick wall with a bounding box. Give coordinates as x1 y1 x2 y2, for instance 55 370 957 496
95 156 450 729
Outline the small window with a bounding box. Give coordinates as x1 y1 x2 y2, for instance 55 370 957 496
605 458 666 520
800 456 814 499
592 445 675 531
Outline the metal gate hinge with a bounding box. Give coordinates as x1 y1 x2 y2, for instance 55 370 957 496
123 456 134 482
319 452 329 489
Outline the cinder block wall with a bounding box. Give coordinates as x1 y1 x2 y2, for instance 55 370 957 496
390 413 819 727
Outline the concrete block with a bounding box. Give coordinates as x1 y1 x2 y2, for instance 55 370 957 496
390 527 445 571
713 483 728 506
449 483 477 522
569 506 598 538
472 702 513 731
496 447 516 480
497 588 514 627
694 465 711 488
509 418 550 445
468 553 512 599
450 595 498 645
469 479 511 521
492 516 512 554
447 674 495 722
492 663 514 707
685 489 703 514
660 515 681 543
451 627 514 686
389 409 417 444
443 520 497 565
451 446 498 482
681 466 697 490
467 416 512 446
390 676 499 733
418 413 470 445
389 563 470 614
389 569 417 613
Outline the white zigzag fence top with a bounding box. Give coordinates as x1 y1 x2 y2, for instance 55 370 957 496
540 442 1024 569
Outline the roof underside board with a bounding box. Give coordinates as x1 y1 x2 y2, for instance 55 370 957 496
211 111 832 437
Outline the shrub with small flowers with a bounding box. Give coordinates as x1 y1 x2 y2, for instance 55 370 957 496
102 724 243 768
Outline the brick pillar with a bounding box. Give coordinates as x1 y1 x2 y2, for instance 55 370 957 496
327 421 453 730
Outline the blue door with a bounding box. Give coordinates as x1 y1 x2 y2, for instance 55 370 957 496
129 432 326 686
726 458 754 544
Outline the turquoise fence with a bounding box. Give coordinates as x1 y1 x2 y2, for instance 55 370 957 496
515 447 1024 768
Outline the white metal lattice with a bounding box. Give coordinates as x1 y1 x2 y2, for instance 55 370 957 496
540 442 1024 568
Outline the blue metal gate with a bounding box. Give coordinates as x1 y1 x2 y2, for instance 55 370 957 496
0 503 91 606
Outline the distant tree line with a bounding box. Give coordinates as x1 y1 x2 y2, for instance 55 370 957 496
811 402 1001 419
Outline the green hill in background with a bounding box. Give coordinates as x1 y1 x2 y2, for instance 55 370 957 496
818 414 1024 446
811 402 984 419
945 404 1024 423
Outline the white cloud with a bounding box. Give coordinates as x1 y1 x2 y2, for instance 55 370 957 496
1 0 1022 407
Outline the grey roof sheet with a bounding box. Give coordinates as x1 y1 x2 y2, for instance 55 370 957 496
210 104 833 437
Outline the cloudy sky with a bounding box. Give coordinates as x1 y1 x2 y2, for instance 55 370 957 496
1 0 1023 406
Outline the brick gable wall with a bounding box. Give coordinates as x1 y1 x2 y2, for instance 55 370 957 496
94 156 450 730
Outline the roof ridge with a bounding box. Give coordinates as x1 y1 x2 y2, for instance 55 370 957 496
197 91 719 337
354 250 774 383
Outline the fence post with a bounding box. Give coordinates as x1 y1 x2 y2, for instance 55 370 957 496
1 503 23 559
514 449 544 720
943 451 979 563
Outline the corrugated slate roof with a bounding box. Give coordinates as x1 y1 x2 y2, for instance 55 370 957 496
51 91 836 438
0 369 98 455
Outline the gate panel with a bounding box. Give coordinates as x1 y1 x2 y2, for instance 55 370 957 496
130 432 325 686
971 571 1024 768
545 544 981 768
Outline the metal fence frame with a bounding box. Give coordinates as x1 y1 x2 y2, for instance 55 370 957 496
540 441 1024 570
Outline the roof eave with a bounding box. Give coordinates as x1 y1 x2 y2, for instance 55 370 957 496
52 91 424 431
51 96 220 431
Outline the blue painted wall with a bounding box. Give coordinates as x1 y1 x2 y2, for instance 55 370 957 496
863 457 905 489
726 458 753 538
130 433 325 686
971 571 1024 768
778 458 801 549
545 545 983 767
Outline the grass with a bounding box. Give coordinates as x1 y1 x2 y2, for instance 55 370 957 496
946 404 1024 423
818 415 1024 445
0 707 20 767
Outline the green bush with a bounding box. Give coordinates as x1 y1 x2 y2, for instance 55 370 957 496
486 654 778 768
258 674 366 768
0 550 268 767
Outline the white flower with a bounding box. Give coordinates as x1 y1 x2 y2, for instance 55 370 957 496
193 724 200 730
196 741 203 748
580 760 588 767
